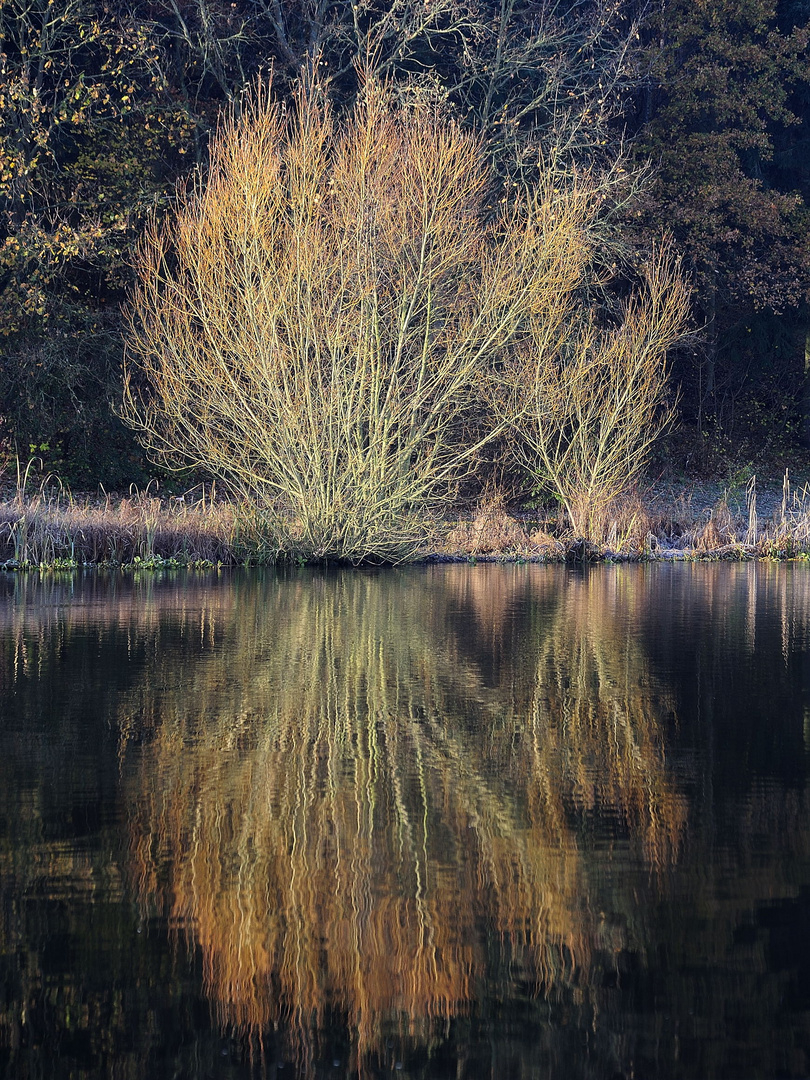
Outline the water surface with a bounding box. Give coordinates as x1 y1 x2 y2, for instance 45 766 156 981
1 563 809 1078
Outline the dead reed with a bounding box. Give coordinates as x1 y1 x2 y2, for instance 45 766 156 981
442 489 652 560
650 471 810 558
756 471 810 557
0 480 242 567
7 467 810 568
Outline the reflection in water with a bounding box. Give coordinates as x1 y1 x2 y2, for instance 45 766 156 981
120 568 686 1066
445 568 686 869
4 565 810 1076
0 572 244 1072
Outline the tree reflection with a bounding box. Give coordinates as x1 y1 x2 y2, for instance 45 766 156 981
121 568 686 1068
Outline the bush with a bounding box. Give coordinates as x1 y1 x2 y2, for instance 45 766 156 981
123 80 600 562
503 245 691 541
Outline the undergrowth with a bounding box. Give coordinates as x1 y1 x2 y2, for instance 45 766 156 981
0 468 246 569
5 465 810 570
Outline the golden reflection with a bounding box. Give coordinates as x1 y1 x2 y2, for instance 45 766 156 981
526 569 685 871
119 568 686 1064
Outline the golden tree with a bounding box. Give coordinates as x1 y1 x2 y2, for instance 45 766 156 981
122 79 596 561
504 244 691 540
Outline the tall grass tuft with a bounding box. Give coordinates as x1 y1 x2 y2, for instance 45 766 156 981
758 470 810 556
0 476 242 567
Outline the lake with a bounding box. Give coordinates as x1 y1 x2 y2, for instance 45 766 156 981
1 563 809 1079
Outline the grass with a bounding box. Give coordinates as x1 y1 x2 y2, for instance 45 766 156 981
0 476 244 569
644 470 810 560
441 472 810 563
6 467 810 570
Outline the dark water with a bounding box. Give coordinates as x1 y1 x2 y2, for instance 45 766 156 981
1 564 810 1079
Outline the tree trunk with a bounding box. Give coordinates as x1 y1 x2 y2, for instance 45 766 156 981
801 323 810 449
699 270 718 431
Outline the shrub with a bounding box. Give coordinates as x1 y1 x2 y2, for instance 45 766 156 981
504 245 691 541
122 80 598 562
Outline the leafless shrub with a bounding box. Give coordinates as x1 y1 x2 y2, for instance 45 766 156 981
504 244 690 542
123 78 604 562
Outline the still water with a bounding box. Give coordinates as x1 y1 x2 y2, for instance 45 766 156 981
1 563 809 1079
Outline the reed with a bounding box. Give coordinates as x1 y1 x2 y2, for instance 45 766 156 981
757 471 810 556
0 481 242 567
662 472 810 557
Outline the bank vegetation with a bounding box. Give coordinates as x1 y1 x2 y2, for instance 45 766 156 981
8 72 810 567
116 77 691 563
4 471 810 569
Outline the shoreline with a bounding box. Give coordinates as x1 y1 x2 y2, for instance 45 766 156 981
0 547 802 573
2 474 810 571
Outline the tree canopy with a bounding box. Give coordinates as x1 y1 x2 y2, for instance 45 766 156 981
0 0 808 486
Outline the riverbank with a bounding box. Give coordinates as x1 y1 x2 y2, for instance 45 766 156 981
1 473 810 569
0 486 240 570
441 474 810 562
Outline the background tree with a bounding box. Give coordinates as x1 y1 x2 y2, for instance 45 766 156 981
0 0 200 484
5 0 810 488
0 0 651 488
633 0 810 461
190 0 648 172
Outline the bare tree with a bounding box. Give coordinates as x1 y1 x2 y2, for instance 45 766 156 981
135 0 649 169
504 243 691 540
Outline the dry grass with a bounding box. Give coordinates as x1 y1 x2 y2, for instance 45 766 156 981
6 468 810 568
646 472 810 559
0 481 242 567
442 490 650 560
692 499 735 552
444 494 541 556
